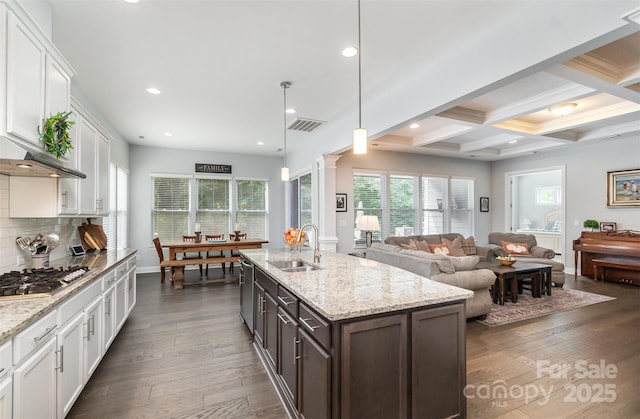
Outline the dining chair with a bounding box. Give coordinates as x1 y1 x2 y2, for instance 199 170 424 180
152 237 170 284
228 233 247 273
182 235 203 276
204 234 226 276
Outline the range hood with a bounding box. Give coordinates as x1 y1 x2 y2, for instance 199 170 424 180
0 136 86 179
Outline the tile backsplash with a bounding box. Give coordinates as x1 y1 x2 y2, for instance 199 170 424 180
0 175 84 273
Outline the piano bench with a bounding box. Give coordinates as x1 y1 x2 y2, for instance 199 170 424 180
592 257 640 285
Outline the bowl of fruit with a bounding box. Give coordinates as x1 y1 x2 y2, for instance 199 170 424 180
283 227 306 249
496 256 516 266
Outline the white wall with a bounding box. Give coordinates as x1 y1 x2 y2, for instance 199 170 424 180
490 136 640 272
129 144 286 272
334 149 492 254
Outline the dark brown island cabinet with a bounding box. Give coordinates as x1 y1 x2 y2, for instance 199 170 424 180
241 263 467 419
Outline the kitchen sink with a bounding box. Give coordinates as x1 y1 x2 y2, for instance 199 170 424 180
267 259 321 272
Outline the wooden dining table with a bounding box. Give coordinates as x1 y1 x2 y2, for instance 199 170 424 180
161 238 268 289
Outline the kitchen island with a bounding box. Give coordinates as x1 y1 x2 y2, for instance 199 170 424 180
240 248 472 419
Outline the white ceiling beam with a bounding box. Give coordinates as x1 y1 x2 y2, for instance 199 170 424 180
412 124 474 146
499 142 562 157
459 133 522 152
537 102 640 134
576 120 640 142
546 63 640 104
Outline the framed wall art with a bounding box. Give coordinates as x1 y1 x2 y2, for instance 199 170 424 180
599 222 616 233
607 168 640 207
336 193 347 212
479 197 489 212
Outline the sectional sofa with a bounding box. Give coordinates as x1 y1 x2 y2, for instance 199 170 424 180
366 233 496 319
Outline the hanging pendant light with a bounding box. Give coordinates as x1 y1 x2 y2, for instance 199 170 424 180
353 0 367 155
281 81 291 181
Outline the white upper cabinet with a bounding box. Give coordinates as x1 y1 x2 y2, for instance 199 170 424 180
79 118 98 214
2 5 75 146
5 10 46 144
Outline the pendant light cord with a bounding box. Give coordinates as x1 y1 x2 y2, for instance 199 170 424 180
357 0 362 129
281 81 290 167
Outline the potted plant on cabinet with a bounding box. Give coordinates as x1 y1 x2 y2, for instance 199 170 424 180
583 219 599 231
38 111 75 159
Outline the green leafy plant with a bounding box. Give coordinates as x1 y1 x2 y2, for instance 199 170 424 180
38 111 75 159
583 219 599 231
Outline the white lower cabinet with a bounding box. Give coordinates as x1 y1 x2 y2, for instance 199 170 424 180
8 253 137 418
57 312 84 418
13 336 57 419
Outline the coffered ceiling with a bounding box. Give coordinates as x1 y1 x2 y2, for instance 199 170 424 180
45 1 640 161
374 31 640 160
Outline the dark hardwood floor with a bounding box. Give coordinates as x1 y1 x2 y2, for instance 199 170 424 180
69 269 640 418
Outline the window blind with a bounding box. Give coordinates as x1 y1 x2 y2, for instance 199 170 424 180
236 179 268 238
389 175 417 237
299 173 312 226
152 176 190 242
196 178 230 235
450 177 473 237
422 176 447 234
353 173 383 247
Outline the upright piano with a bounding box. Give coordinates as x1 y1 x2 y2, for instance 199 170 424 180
573 231 640 285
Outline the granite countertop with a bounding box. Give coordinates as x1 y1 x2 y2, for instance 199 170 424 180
241 248 472 321
0 248 137 344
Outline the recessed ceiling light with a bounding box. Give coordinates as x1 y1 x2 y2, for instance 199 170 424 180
164 132 173 137
342 46 358 57
146 87 161 95
548 103 577 116
257 141 264 146
409 123 420 129
17 163 32 168
508 140 518 144
49 173 61 178
124 0 139 3
286 108 296 114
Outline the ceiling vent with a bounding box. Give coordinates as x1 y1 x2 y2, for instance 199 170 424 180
287 117 325 132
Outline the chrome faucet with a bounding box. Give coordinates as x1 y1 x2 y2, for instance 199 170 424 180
296 223 321 263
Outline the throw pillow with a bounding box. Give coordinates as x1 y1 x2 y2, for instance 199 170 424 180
413 239 432 252
461 236 476 255
446 255 480 271
501 241 530 255
441 237 465 257
400 240 417 250
400 249 455 273
428 243 450 256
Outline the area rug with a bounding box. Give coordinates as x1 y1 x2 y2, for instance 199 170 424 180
477 288 615 327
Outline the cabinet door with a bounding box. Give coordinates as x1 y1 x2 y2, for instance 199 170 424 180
58 108 80 215
277 307 298 406
264 292 278 370
239 259 254 332
299 328 331 419
411 303 466 419
0 376 11 419
13 336 57 419
127 268 136 315
96 134 110 215
5 11 45 143
57 312 84 418
85 296 103 381
45 55 71 117
103 286 116 351
78 119 98 214
341 314 408 419
254 282 265 347
115 276 127 331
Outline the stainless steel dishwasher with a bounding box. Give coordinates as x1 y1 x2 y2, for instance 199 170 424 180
239 256 254 332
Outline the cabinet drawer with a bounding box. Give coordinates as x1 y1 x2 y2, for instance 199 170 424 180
58 278 102 325
116 262 128 279
103 269 117 288
13 310 57 364
0 341 11 379
255 267 278 296
299 303 330 349
277 286 298 318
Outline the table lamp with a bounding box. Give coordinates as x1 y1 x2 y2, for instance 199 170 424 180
357 215 380 247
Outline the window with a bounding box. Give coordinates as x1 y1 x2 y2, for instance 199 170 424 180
236 179 268 238
353 172 475 247
196 177 230 234
104 163 128 250
289 173 312 228
152 175 190 242
535 186 561 205
353 173 383 247
389 175 418 236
